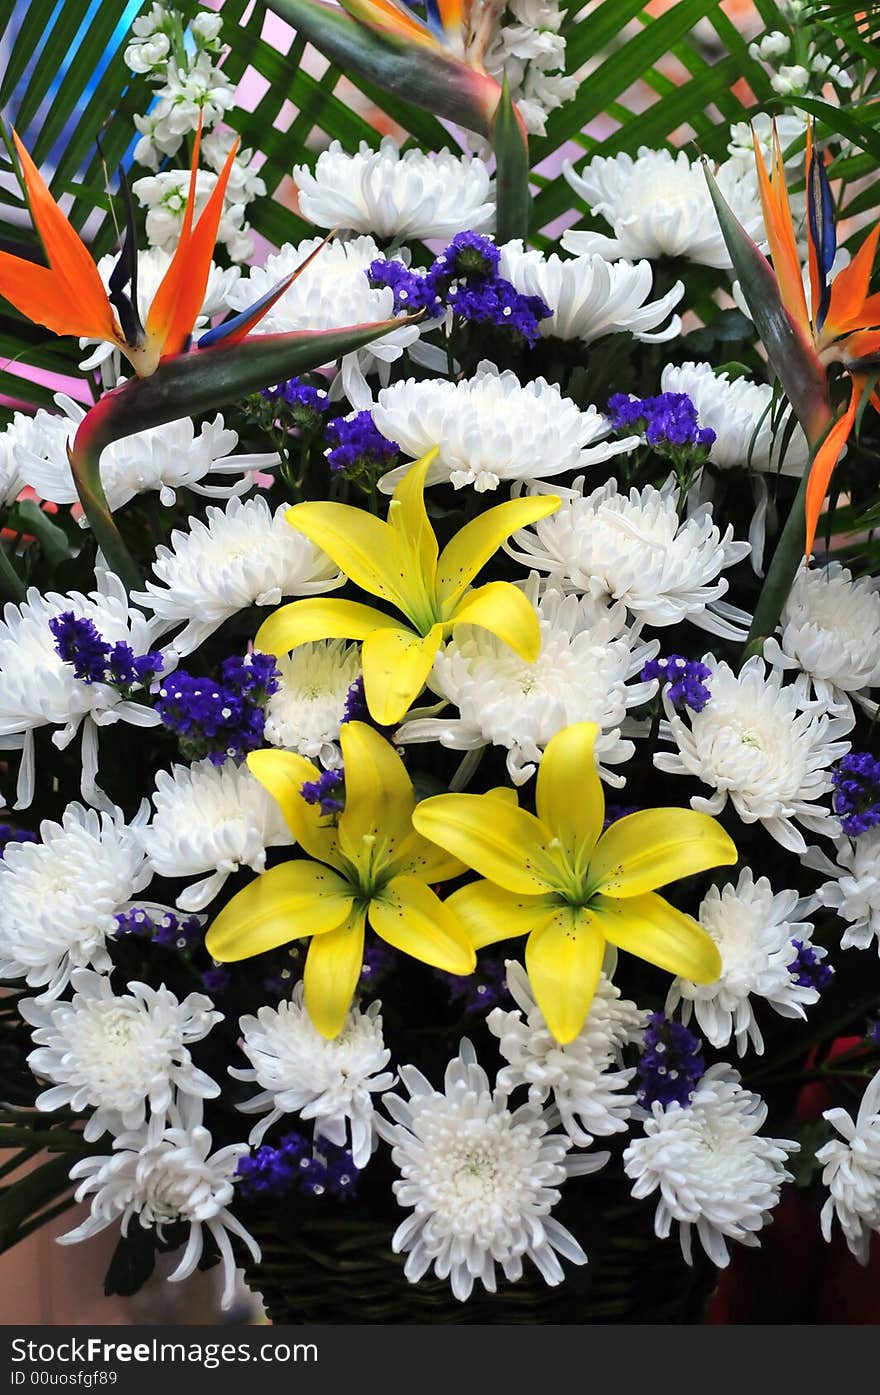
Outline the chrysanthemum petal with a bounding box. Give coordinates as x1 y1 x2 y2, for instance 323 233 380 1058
370 873 475 973
588 808 737 898
591 891 722 984
205 860 354 962
303 906 367 1038
525 905 605 1044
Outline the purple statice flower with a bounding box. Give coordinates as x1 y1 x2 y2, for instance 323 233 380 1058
642 655 712 712
262 377 330 431
359 940 395 987
636 1012 705 1110
201 965 231 994
446 277 552 346
869 1020 880 1046
602 803 639 830
366 259 443 316
49 613 163 690
429 231 501 286
790 939 833 991
301 767 345 816
435 956 510 1015
608 391 716 453
324 411 400 480
0 824 38 856
832 752 880 838
236 1131 359 1201
156 652 279 766
113 907 202 950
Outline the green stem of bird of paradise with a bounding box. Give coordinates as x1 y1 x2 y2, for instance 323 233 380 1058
740 465 810 664
492 75 530 244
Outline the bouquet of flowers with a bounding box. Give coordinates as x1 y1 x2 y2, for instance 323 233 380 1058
1 0 879 1324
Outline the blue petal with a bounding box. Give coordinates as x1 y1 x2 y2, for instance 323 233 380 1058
808 149 837 328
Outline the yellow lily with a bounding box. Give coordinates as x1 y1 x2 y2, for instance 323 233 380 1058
412 722 735 1044
205 721 475 1037
256 449 559 725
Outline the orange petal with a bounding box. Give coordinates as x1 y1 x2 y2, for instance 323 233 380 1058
10 131 119 343
753 124 809 331
0 251 116 339
824 221 880 337
804 378 859 557
146 119 239 360
341 0 437 46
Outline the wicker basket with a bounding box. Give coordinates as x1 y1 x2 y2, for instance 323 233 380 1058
243 1185 718 1324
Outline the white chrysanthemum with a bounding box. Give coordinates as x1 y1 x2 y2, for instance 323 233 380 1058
0 410 34 507
79 247 240 373
507 476 751 640
373 360 637 494
398 576 658 786
226 237 423 409
263 640 360 767
562 148 765 269
488 961 646 1147
667 868 824 1057
139 759 293 912
293 137 494 240
660 362 809 475
15 394 276 512
376 1039 605 1301
655 655 852 853
0 803 152 998
231 984 395 1166
483 0 577 137
805 831 880 954
498 240 683 344
58 1096 259 1310
816 1068 880 1264
763 563 880 716
623 1064 798 1267
20 969 221 1141
0 571 162 810
132 494 342 657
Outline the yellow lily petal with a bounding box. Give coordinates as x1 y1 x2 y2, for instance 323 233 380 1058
303 905 367 1038
591 891 722 984
337 720 416 874
535 722 604 881
450 580 543 662
284 500 403 607
387 449 439 594
435 494 560 611
412 792 561 896
256 597 399 657
447 878 558 950
205 860 354 962
368 873 476 974
525 905 605 1045
361 622 445 726
588 808 737 898
391 825 467 884
247 748 344 869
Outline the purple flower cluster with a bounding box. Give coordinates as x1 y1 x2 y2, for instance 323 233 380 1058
435 956 510 1015
602 803 638 830
324 411 400 480
50 613 163 691
0 824 38 856
300 767 345 817
832 752 880 838
236 1131 359 1201
201 965 231 994
113 907 203 950
156 652 280 766
365 232 552 346
262 377 330 431
642 655 712 712
790 940 833 992
608 391 716 454
635 1012 705 1110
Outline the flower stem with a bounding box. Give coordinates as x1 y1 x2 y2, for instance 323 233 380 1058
739 466 809 666
0 539 25 601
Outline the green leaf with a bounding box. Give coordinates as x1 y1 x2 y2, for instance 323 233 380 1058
0 1152 76 1252
5 500 74 573
492 77 530 244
